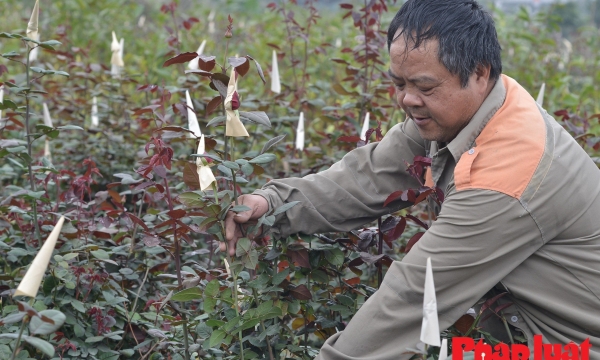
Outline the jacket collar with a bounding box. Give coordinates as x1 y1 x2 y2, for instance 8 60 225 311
445 75 508 162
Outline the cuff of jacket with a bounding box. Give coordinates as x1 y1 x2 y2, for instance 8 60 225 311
252 187 289 239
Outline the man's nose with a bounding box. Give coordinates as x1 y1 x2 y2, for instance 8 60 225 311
401 91 424 108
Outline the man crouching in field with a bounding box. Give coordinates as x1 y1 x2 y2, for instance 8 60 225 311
225 0 600 358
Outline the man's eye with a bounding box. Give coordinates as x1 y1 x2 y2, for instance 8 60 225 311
395 84 405 90
419 88 433 94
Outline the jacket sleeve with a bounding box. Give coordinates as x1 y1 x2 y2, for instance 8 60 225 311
253 120 427 239
316 188 544 360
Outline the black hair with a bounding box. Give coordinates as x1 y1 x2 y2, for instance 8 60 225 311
387 0 502 87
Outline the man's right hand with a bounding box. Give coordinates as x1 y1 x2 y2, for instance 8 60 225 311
222 194 270 256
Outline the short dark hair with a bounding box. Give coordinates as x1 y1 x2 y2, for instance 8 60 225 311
387 0 502 87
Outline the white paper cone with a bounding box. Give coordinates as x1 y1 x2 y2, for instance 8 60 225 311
119 38 125 67
110 32 123 77
335 38 342 48
91 96 99 127
43 103 53 127
224 69 249 137
439 338 448 360
420 257 440 346
271 50 281 94
14 216 65 298
536 83 545 106
29 34 40 62
186 91 202 138
188 40 207 70
44 139 51 160
360 112 370 141
138 15 146 28
295 112 305 151
26 0 39 47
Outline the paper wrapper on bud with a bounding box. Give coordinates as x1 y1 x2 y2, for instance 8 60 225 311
360 112 370 141
295 112 305 151
271 50 281 94
196 135 216 191
420 257 441 346
188 40 207 70
186 91 202 138
224 69 249 137
14 217 65 298
43 103 53 127
91 97 99 127
536 83 545 106
26 0 39 47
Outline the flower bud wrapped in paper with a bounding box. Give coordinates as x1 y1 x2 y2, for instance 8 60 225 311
224 68 249 137
43 103 53 159
110 32 124 77
14 217 65 298
26 0 40 48
196 135 216 191
186 90 202 138
296 112 305 151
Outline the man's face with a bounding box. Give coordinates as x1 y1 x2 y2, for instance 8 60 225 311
389 36 491 143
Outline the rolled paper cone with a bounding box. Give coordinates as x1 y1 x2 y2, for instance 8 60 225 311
224 69 249 137
360 112 370 141
119 38 125 68
138 15 146 28
26 0 39 47
186 91 202 138
439 338 448 360
29 34 40 62
43 103 53 127
195 135 216 191
188 40 207 70
14 216 65 298
420 257 441 346
295 112 305 151
44 139 51 160
335 38 342 48
91 96 99 127
271 50 281 94
536 83 545 106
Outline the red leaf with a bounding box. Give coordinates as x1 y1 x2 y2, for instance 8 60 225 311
206 96 222 116
289 284 312 300
481 292 507 313
340 3 353 9
383 190 404 207
287 248 310 268
344 277 360 285
168 209 186 219
390 216 406 241
183 20 191 30
127 213 149 231
404 232 424 253
337 135 361 143
198 55 216 72
162 52 198 67
413 189 433 205
406 214 428 230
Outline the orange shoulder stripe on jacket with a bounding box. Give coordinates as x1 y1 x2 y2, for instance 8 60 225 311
454 75 546 199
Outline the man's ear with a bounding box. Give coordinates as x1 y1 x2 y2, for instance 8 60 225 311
474 63 492 82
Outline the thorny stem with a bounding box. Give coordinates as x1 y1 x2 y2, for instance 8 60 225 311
130 190 146 255
23 44 42 248
163 177 190 360
9 317 28 360
252 288 275 360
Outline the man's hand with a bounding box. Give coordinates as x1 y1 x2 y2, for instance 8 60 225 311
222 194 270 256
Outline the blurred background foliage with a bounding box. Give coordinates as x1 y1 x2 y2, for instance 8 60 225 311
0 0 598 359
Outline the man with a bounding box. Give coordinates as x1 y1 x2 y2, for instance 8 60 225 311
224 0 600 358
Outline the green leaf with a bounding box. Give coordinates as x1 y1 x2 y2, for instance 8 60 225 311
241 163 254 176
39 40 62 50
30 67 46 74
272 268 290 286
325 248 345 266
90 249 110 260
249 153 276 165
42 276 59 296
29 309 66 335
171 287 202 302
0 100 18 110
204 279 220 297
260 134 286 154
239 111 271 127
0 32 17 38
47 70 70 77
272 201 300 216
206 115 226 127
178 192 206 207
85 335 105 343
208 329 226 348
230 205 251 213
22 336 54 357
1 51 19 58
222 161 240 170
236 238 259 269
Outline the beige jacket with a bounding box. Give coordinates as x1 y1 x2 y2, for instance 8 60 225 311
254 75 600 359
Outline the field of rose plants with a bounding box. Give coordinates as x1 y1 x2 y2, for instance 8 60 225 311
0 0 599 359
